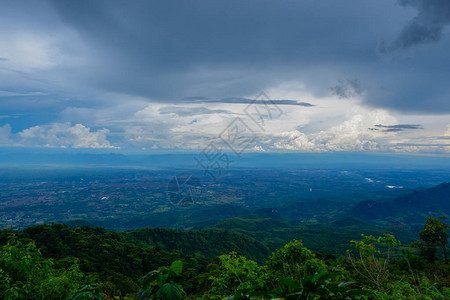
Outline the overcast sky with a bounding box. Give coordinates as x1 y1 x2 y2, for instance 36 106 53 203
0 0 449 154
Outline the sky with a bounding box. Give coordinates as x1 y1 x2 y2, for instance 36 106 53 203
0 0 449 154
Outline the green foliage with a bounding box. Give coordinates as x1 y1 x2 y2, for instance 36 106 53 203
124 227 270 263
170 260 183 276
208 252 265 299
0 234 83 300
266 240 327 284
255 271 371 300
210 217 415 256
99 273 140 299
137 260 186 300
347 233 400 291
1 223 269 298
376 278 450 299
22 224 172 280
418 217 449 263
1 217 450 299
411 240 438 263
66 284 104 300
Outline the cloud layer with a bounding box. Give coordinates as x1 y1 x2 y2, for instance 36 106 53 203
0 1 449 152
18 123 117 149
389 0 450 51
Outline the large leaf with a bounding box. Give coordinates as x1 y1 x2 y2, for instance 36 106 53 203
169 260 183 276
66 284 103 300
136 288 154 300
156 283 185 300
157 272 169 287
140 270 159 288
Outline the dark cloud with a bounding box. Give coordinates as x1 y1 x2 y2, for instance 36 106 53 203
158 107 231 116
330 80 363 99
185 97 314 107
383 128 404 132
0 57 8 61
44 0 395 100
1 0 450 116
369 124 424 132
385 0 450 51
375 124 423 129
366 0 450 113
394 143 450 147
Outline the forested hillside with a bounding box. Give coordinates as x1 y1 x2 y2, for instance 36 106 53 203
209 217 416 254
350 182 450 229
1 217 449 299
1 183 449 299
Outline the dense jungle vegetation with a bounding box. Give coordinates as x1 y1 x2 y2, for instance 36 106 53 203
0 216 449 299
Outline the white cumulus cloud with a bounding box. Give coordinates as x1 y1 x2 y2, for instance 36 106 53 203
18 123 118 149
271 109 397 152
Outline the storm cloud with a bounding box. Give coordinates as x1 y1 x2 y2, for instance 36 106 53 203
0 0 448 113
330 80 364 99
389 0 450 51
185 97 314 107
158 106 231 117
371 124 424 132
0 0 449 151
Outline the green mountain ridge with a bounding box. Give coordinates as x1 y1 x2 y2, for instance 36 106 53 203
350 182 450 228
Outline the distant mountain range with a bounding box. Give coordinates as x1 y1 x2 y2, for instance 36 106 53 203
58 181 450 255
350 182 450 228
1 148 450 169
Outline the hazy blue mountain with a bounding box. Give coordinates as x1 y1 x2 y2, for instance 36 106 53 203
350 182 450 228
